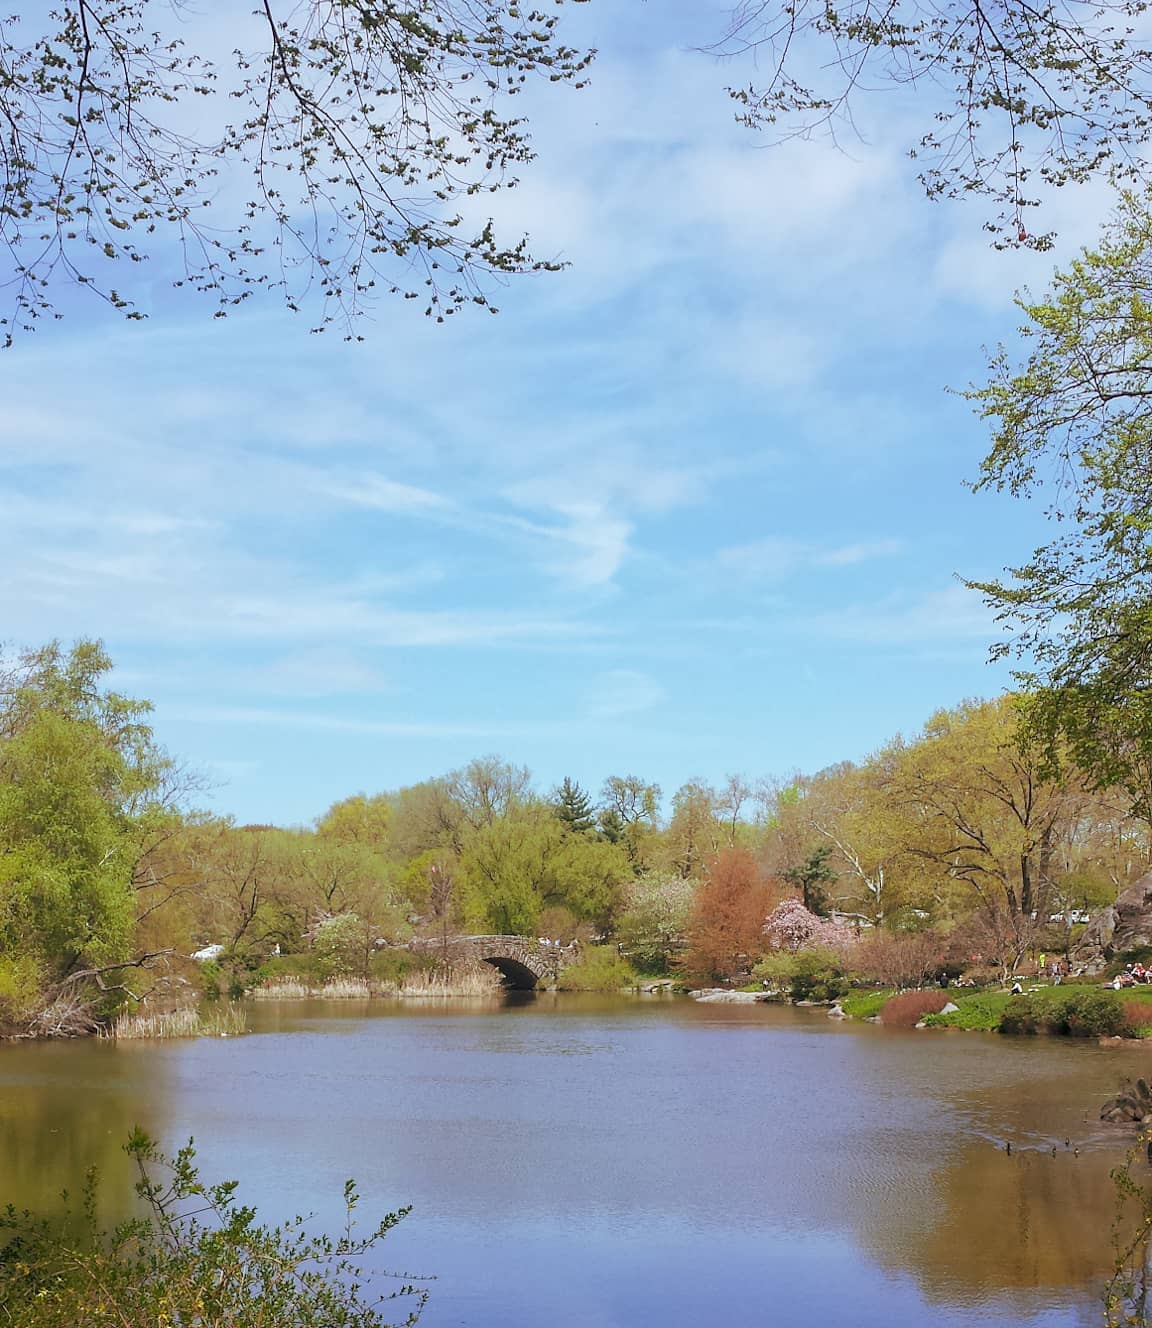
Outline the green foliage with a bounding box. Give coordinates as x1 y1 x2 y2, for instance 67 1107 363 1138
615 872 695 974
839 989 897 1020
0 1132 423 1327
554 946 636 992
552 778 596 835
312 913 366 981
753 946 847 1002
967 195 1152 814
0 641 171 998
783 846 836 916
0 953 42 1023
923 991 1012 1030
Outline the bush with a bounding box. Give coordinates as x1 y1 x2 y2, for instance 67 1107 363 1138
1122 1000 1152 1037
0 953 42 1026
752 947 847 1002
998 996 1039 1035
997 988 1128 1038
850 931 945 990
879 989 952 1028
555 946 636 992
1052 990 1127 1038
0 1131 424 1328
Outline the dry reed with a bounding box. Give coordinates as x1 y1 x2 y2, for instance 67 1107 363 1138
113 1002 247 1040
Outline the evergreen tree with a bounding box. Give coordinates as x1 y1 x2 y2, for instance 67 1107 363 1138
553 777 596 835
784 846 837 917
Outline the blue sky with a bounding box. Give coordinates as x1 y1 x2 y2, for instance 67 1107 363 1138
0 0 1117 825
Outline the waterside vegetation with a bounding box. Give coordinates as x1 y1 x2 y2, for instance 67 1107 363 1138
8 639 1152 1040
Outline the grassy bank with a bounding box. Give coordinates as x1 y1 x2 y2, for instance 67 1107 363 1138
833 982 1152 1036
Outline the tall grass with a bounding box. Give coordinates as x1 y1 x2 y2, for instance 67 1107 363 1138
112 1002 246 1040
316 977 371 999
250 964 502 1000
393 965 503 997
250 977 310 999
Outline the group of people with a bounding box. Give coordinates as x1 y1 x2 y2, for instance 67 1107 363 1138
1111 962 1152 989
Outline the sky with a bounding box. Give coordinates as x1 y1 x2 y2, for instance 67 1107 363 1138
0 0 1119 826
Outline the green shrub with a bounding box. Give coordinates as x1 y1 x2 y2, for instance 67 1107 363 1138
0 953 42 1024
313 913 364 980
998 996 1039 1035
0 1131 424 1328
555 946 636 991
1051 989 1127 1038
752 947 847 1002
995 988 1128 1037
923 991 1013 1030
839 989 897 1020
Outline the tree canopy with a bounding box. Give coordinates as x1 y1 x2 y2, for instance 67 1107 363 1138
0 0 593 344
968 194 1152 812
714 0 1152 248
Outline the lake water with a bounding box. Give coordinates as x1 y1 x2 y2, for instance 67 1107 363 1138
2 994 1150 1327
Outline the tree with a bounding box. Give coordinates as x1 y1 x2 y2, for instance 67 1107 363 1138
316 794 391 850
711 0 1152 247
552 777 596 835
599 775 662 871
680 848 774 983
783 846 837 917
458 801 627 936
968 195 1152 819
0 1 593 344
615 872 696 974
664 781 720 880
887 696 1085 971
0 641 171 994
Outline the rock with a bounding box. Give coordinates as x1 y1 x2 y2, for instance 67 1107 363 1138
1072 870 1152 973
827 1004 846 1019
691 989 762 1003
1101 1078 1152 1123
941 1001 960 1014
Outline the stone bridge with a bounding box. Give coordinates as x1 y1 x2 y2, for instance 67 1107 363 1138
409 935 581 989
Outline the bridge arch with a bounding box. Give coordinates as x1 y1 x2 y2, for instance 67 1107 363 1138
408 934 577 989
481 956 542 990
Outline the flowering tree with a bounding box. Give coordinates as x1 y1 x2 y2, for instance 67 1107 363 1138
762 899 853 955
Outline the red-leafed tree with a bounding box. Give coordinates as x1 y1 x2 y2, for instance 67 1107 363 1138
679 849 775 984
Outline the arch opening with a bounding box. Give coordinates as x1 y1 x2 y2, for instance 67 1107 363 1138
482 956 540 990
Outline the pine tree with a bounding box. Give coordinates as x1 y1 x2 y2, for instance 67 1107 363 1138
553 777 596 835
784 846 837 917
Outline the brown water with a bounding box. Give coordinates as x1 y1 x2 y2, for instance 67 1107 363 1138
1 996 1148 1327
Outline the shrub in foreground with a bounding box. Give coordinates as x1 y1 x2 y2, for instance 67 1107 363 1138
879 989 952 1028
0 1131 424 1328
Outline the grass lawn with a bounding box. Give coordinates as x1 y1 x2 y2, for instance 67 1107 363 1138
840 989 897 1020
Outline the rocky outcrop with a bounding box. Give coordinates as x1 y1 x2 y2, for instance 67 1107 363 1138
1101 1078 1152 1124
1071 870 1152 974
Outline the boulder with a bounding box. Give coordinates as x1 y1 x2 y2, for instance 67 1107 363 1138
1071 870 1152 974
1101 1077 1152 1123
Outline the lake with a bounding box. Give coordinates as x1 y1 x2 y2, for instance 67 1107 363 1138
2 995 1149 1327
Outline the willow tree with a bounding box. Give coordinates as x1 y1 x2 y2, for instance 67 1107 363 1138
0 1 593 344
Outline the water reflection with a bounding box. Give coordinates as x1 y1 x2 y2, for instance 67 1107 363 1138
0 999 1147 1328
